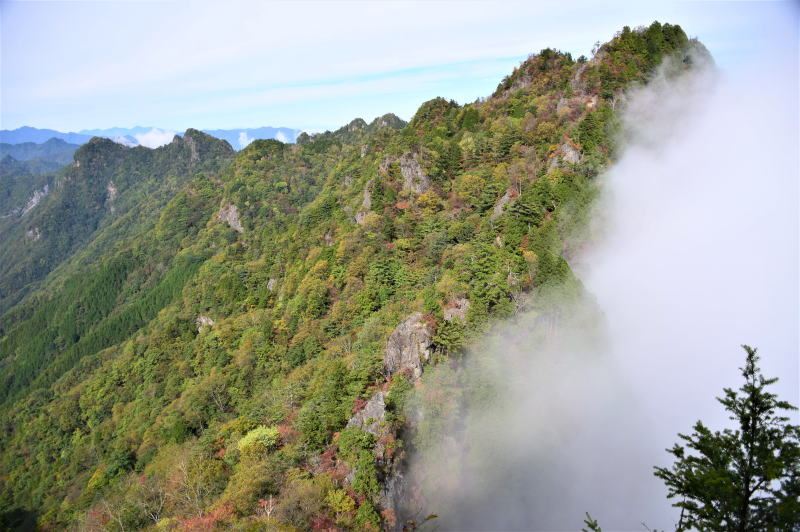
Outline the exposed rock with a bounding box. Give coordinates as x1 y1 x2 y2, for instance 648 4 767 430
362 181 372 209
490 189 513 220
106 181 117 213
360 145 368 158
355 183 377 224
383 312 435 380
507 72 533 94
25 227 41 241
20 185 49 216
343 175 354 187
562 142 581 164
571 62 589 94
346 392 386 436
196 315 214 331
217 202 244 233
444 298 470 322
267 278 277 291
323 230 334 246
399 153 431 194
548 142 582 169
183 134 199 162
378 467 407 531
344 388 406 528
355 209 374 226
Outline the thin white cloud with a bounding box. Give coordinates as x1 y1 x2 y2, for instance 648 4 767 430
133 128 175 148
112 135 136 147
5 1 796 131
238 131 254 148
274 131 288 143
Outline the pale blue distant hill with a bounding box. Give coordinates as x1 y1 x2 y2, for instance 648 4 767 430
202 127 301 149
0 126 92 145
0 138 80 165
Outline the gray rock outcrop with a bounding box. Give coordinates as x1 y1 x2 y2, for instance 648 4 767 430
548 142 582 169
217 202 244 233
444 298 470 322
346 392 386 436
383 312 434 380
399 153 431 194
20 185 49 216
490 189 513 220
196 315 214 331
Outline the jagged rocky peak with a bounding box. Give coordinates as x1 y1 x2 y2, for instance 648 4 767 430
170 128 234 162
184 127 234 150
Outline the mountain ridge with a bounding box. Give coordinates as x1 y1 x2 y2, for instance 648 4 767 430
1 125 303 150
0 21 705 531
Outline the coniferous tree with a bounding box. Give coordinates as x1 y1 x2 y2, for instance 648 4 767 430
654 345 800 531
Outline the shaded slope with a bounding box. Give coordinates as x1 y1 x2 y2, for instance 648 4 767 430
0 130 234 313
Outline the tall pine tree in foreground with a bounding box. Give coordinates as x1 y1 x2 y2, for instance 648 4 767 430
655 345 800 531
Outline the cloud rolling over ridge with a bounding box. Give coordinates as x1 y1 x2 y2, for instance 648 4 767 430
407 31 798 531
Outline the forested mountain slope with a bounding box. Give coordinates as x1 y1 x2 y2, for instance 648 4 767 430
0 23 704 531
0 130 234 314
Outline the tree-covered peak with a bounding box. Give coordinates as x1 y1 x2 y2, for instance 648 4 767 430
370 112 407 130
409 96 460 131
345 118 368 132
72 136 127 170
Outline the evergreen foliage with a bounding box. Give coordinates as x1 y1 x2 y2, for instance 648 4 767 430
654 346 800 531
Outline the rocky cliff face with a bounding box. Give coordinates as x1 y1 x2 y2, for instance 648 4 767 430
383 312 435 380
347 392 387 437
217 201 244 233
398 153 431 194
341 312 438 527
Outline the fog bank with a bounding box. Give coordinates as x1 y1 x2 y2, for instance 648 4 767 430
407 24 798 532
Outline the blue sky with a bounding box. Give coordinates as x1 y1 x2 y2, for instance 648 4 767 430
1 1 797 133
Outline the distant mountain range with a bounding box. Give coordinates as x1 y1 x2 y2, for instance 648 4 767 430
0 126 93 145
0 125 302 150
